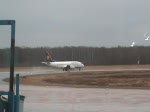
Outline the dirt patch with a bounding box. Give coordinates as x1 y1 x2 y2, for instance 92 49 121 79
5 70 150 89
3 65 150 89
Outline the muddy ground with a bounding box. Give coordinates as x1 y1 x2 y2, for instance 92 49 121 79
17 70 150 89
4 65 150 89
2 65 150 89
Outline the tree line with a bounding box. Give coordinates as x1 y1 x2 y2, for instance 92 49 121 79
1 46 150 67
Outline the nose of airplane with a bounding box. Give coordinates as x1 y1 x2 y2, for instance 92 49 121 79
81 63 84 67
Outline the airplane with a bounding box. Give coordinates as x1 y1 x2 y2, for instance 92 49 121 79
144 32 150 40
130 41 135 47
145 36 150 40
42 51 84 71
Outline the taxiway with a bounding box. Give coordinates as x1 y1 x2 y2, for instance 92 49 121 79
0 66 150 112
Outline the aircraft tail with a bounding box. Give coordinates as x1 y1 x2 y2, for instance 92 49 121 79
45 51 54 62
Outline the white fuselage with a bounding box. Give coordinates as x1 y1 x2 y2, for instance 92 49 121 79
43 61 84 70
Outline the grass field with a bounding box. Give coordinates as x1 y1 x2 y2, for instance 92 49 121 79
15 70 150 89
3 65 150 89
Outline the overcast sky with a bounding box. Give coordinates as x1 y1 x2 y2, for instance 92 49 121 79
0 0 150 48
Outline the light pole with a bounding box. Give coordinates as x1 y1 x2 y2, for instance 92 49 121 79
130 41 140 64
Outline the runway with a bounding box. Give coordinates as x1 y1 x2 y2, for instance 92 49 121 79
0 66 150 112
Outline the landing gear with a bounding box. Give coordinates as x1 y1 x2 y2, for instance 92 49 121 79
79 68 81 71
63 65 71 71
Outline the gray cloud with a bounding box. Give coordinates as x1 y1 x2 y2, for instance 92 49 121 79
0 0 150 48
